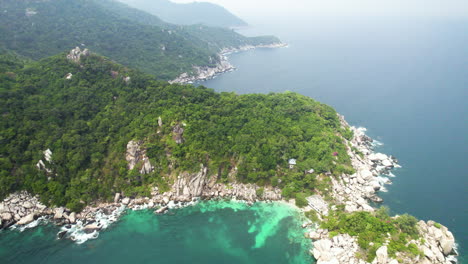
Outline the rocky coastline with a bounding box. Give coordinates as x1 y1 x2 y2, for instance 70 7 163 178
303 115 458 264
169 42 287 84
0 174 283 243
0 114 459 263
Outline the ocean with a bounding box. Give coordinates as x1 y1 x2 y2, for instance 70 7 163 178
201 16 468 262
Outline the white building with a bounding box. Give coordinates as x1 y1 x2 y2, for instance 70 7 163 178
288 159 296 169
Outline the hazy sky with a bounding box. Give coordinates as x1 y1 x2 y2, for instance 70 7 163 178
173 0 468 20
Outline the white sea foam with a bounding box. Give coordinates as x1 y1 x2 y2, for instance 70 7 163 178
376 176 391 184
375 165 386 172
132 204 149 211
61 205 126 244
64 220 98 244
376 175 391 192
9 216 49 232
19 216 49 232
372 140 384 147
447 242 459 263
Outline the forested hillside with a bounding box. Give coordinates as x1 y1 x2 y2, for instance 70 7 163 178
0 51 353 211
95 0 281 51
118 0 248 28
0 0 280 80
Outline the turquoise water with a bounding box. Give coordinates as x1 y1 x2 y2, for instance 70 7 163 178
202 18 468 262
0 201 313 263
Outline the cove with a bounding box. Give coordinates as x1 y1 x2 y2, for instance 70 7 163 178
0 201 313 264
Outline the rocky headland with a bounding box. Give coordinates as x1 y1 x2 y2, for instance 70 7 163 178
0 108 458 263
169 42 287 84
302 115 458 264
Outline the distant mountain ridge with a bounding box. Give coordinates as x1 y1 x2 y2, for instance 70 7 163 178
118 0 248 28
0 0 280 80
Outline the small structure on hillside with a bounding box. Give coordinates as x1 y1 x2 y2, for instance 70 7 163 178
306 168 315 174
288 159 296 169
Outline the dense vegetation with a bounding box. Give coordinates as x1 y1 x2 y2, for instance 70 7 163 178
118 0 248 28
319 207 422 262
0 0 280 80
96 0 281 51
0 51 352 211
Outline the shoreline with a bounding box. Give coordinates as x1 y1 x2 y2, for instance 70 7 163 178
169 42 287 84
0 114 458 263
306 115 459 264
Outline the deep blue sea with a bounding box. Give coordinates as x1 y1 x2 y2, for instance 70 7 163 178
202 17 468 262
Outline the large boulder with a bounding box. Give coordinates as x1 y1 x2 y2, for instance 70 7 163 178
1 212 13 221
69 212 76 224
382 159 393 167
121 197 130 205
371 181 381 191
22 201 34 209
126 141 154 174
358 169 373 181
313 239 333 262
440 230 455 255
421 245 435 261
53 207 64 219
17 213 35 225
375 246 388 264
83 223 101 234
114 193 121 203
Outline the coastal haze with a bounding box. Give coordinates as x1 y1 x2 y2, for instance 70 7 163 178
173 0 468 19
198 0 468 262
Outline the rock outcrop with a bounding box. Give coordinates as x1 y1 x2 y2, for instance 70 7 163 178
0 191 49 229
126 140 154 174
307 115 458 264
169 55 234 84
330 115 399 213
308 229 366 264
172 124 185 144
66 47 90 63
36 148 54 175
416 221 457 264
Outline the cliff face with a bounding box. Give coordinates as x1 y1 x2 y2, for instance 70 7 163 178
126 140 154 175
